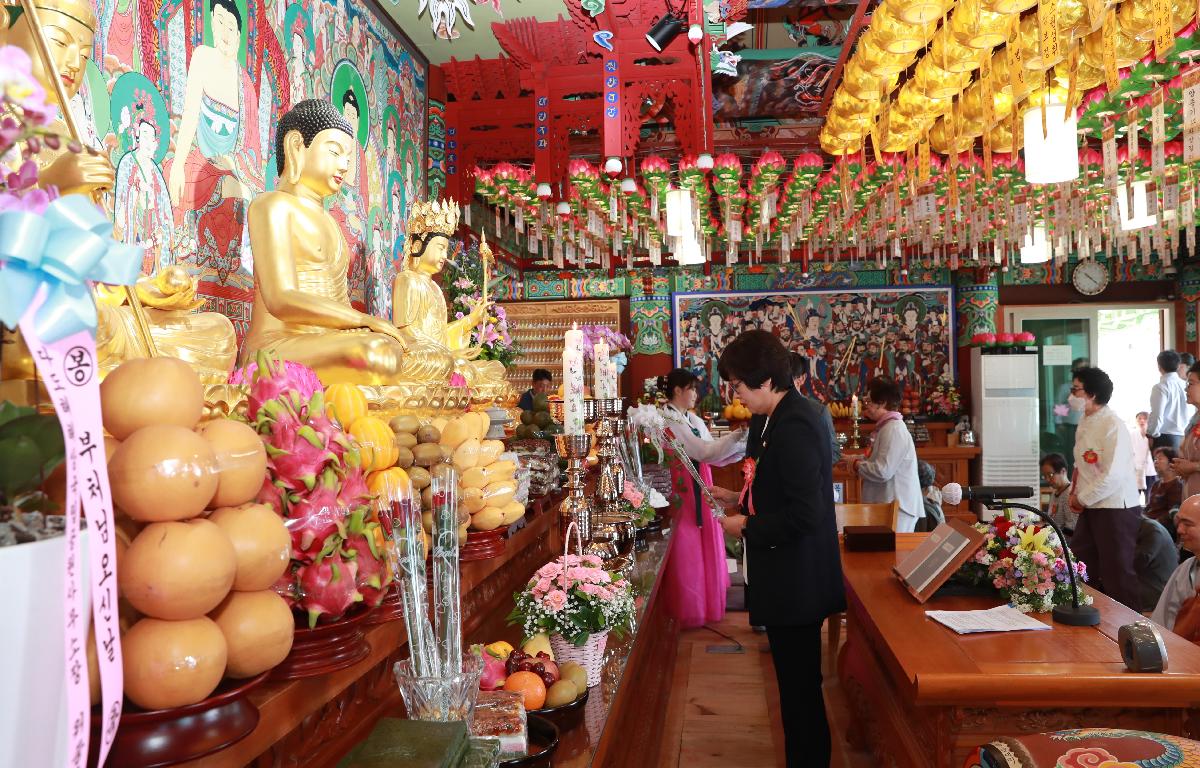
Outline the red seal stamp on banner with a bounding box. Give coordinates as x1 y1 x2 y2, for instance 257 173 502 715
1083 449 1099 465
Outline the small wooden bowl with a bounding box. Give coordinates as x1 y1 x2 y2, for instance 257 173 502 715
271 605 372 681
95 673 266 768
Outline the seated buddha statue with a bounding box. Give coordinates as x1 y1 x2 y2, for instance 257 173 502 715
391 200 509 400
240 99 409 384
0 0 236 381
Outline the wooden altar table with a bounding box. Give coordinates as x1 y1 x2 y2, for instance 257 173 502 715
838 534 1200 767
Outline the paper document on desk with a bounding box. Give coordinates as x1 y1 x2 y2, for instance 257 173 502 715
925 605 1053 634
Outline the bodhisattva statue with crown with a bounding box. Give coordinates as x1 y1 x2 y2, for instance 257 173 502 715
0 0 238 384
391 200 509 402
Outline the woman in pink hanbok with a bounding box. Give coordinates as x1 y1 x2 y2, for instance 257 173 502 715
659 369 747 628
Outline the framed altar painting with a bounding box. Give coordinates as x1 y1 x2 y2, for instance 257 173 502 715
672 287 955 404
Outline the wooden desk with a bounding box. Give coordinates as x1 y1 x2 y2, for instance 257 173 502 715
838 535 1200 768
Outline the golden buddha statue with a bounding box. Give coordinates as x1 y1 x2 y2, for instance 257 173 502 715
240 99 409 384
0 0 237 383
391 200 509 402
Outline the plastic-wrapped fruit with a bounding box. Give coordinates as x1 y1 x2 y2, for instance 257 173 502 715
470 506 506 531
197 419 268 508
520 411 534 425
483 479 518 509
411 443 443 468
395 431 418 449
451 438 480 471
120 519 237 619
367 467 412 501
395 446 415 469
462 463 510 489
409 466 432 490
457 522 469 546
100 356 203 440
478 440 505 465
207 503 291 591
499 501 526 526
487 460 517 479
122 617 227 710
389 414 420 434
109 425 218 522
461 487 486 514
325 383 368 428
439 417 470 450
348 416 398 471
416 425 441 444
209 590 295 678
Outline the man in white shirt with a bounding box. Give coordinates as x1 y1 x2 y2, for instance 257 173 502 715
1069 366 1144 611
1148 350 1189 449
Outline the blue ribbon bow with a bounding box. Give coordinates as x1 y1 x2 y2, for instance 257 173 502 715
0 195 142 342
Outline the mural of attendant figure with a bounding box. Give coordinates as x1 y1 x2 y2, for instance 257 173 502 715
167 0 264 282
287 29 313 105
114 98 174 274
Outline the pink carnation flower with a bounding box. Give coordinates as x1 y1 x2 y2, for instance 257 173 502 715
542 589 568 612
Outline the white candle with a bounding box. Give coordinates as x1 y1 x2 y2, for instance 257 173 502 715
851 394 860 421
606 360 619 398
593 338 611 399
563 323 585 435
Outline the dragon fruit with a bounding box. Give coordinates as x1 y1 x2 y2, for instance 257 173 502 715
474 644 507 691
297 552 362 628
336 465 371 511
286 479 344 559
267 415 338 492
344 530 390 608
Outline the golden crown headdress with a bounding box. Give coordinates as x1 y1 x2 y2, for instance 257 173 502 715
406 199 460 242
10 0 98 31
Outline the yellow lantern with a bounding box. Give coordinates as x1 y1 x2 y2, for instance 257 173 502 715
857 32 917 76
929 117 976 154
930 29 989 73
842 59 899 100
1081 23 1150 69
949 0 1014 49
987 118 1019 153
825 111 871 141
1120 0 1194 41
884 0 954 26
820 132 863 156
896 83 954 120
1018 14 1065 71
981 0 1036 16
960 80 1015 127
912 58 973 99
871 3 935 54
832 90 882 121
1055 57 1104 91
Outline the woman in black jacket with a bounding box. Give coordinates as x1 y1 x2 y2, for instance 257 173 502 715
710 330 846 768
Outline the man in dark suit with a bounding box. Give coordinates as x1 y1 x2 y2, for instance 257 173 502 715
710 330 846 768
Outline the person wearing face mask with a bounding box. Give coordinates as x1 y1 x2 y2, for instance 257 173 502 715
1172 362 1200 499
847 377 924 533
1040 453 1076 538
1145 447 1182 540
658 368 747 628
1068 366 1143 611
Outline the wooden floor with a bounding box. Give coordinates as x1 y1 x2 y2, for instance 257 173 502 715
656 611 872 768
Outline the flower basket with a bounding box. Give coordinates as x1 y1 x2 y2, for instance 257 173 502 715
549 630 609 688
957 517 1091 614
507 523 634 689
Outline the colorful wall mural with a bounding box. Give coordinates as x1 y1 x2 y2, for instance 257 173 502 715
673 288 955 404
76 0 427 339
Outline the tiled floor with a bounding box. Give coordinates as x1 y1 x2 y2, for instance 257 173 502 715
656 611 873 768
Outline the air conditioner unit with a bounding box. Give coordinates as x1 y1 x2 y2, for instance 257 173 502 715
970 348 1040 518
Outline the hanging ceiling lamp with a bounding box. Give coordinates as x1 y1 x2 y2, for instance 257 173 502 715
536 183 552 199
665 188 693 237
620 177 637 194
1023 87 1079 185
674 233 705 265
1019 224 1050 264
1117 180 1157 231
696 153 714 170
556 201 571 217
603 157 623 176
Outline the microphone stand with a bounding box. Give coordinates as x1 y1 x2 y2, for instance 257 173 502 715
982 500 1100 627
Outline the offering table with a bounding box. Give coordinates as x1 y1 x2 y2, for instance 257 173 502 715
839 535 1200 768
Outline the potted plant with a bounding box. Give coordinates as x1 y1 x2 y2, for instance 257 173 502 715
507 541 635 688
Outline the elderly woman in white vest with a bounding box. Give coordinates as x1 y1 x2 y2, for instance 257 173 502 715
847 376 924 532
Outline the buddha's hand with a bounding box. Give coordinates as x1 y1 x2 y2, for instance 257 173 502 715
365 317 409 351
40 149 115 196
467 298 491 326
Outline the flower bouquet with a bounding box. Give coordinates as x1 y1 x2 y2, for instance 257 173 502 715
507 541 635 686
925 381 961 419
621 480 655 528
958 516 1091 614
443 239 522 368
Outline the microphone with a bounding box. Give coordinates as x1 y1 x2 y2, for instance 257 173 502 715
940 484 1035 506
940 483 1099 627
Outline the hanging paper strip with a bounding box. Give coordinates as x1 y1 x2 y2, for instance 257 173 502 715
602 53 623 160
1153 0 1173 63
534 83 551 188
1103 8 1120 93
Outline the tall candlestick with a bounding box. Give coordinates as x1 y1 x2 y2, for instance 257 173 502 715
593 338 611 399
563 323 585 435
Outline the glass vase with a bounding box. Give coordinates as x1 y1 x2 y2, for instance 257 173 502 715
393 653 483 724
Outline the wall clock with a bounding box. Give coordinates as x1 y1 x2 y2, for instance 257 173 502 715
1071 260 1110 296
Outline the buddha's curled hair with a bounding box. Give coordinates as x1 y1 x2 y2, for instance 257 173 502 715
274 99 354 176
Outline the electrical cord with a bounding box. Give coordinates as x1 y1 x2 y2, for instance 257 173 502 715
702 623 745 652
